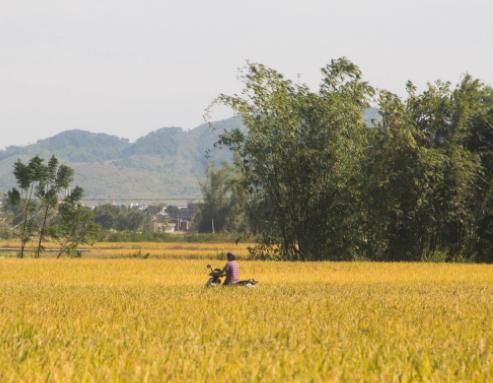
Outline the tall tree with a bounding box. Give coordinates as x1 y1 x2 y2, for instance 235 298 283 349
35 156 74 257
8 156 45 258
363 90 449 261
216 58 374 260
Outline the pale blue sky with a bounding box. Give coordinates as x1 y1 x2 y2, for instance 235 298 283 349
1 0 492 148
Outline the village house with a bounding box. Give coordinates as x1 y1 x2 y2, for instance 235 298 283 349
149 202 199 233
150 216 176 233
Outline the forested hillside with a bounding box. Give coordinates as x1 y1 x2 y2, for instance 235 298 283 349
0 117 243 201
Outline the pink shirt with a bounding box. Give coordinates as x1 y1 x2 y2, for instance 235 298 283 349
224 260 239 285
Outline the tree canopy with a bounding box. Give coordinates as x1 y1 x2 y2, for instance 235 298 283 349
212 58 493 262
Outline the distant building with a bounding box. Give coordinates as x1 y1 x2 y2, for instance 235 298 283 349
149 202 199 233
157 206 169 217
151 218 176 233
129 202 148 211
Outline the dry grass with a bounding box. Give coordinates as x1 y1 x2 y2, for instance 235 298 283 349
1 258 493 382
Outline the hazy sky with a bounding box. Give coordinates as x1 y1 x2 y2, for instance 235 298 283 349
1 0 492 149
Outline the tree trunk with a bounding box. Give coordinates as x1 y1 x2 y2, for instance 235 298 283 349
36 204 51 258
19 185 34 258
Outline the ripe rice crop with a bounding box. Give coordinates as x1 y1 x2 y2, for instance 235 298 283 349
0 241 253 259
0 258 492 381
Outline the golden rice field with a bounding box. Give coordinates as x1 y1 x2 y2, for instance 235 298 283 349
1 245 493 382
0 240 253 259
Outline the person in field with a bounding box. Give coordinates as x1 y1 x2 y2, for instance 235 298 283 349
221 252 239 285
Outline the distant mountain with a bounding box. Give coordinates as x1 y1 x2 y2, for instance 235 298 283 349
0 130 131 163
0 109 379 203
0 118 243 203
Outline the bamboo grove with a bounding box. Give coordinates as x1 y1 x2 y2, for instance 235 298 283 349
209 58 493 262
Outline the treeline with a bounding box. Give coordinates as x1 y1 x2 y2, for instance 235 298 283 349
91 204 248 242
1 175 244 250
196 58 493 262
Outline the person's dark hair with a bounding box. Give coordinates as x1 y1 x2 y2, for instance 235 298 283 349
227 252 236 261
